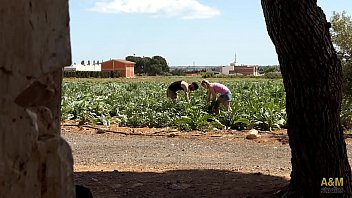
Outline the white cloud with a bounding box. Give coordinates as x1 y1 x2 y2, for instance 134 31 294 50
90 0 220 19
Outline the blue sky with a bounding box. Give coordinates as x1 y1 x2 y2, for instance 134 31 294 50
69 0 352 66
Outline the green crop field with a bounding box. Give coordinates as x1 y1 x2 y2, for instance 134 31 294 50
61 77 288 131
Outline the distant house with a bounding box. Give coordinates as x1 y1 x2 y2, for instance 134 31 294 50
229 66 258 76
221 65 258 76
221 56 258 76
63 64 101 71
221 65 234 75
101 59 135 78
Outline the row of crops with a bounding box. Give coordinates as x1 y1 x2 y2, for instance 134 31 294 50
61 78 289 131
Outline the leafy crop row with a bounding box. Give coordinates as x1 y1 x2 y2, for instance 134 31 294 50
61 79 288 131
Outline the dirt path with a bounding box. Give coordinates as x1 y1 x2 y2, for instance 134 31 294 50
62 125 352 197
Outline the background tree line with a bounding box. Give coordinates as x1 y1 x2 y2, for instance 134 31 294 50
125 55 170 76
331 11 352 129
331 11 352 98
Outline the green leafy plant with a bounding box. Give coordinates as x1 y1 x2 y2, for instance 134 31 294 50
61 78 290 131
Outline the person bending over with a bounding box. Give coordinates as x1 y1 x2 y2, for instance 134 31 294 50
201 79 232 114
166 80 199 102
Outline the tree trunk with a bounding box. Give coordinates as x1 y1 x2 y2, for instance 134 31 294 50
261 0 352 197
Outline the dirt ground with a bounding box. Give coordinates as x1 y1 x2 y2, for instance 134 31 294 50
61 122 352 198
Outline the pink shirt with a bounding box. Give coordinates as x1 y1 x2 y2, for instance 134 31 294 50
212 83 230 95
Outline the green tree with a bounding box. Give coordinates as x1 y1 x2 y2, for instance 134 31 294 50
264 66 278 73
126 56 143 73
331 11 352 97
331 11 352 64
125 56 140 64
170 68 186 76
126 55 169 75
262 0 352 196
151 56 170 72
141 57 151 74
148 64 163 76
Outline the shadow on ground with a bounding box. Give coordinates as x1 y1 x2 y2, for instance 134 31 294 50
74 169 289 198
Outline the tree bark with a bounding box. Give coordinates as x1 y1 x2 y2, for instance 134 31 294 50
261 0 352 197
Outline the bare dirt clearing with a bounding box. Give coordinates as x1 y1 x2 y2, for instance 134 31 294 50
62 124 352 197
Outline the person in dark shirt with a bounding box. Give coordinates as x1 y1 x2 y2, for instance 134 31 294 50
166 80 199 102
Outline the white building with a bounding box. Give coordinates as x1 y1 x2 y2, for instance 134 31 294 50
221 56 240 75
220 56 258 76
64 62 101 71
221 65 233 75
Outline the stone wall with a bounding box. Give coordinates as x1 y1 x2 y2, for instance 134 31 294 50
0 0 74 197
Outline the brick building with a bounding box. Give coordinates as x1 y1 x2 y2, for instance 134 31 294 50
101 59 135 78
229 66 258 76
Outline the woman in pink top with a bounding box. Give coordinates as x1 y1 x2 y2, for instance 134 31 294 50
201 79 232 114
